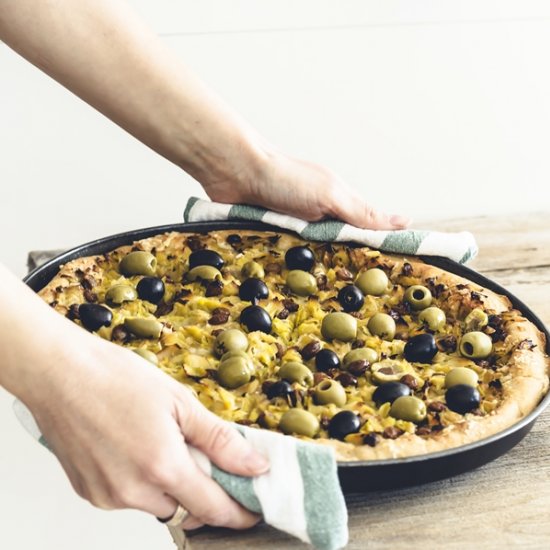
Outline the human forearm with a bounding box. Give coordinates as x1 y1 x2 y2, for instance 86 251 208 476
0 0 266 192
0 263 79 404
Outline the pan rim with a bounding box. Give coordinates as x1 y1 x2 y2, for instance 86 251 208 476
23 220 550 469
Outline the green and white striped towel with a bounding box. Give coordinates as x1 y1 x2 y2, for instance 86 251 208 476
184 197 478 264
13 400 348 550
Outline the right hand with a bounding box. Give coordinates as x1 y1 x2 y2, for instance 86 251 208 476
23 327 269 530
203 147 411 230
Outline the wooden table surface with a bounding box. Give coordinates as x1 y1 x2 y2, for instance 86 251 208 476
177 213 550 550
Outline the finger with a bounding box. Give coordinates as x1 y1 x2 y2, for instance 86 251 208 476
179 400 269 477
168 445 260 529
144 493 181 519
181 515 205 531
347 201 410 230
387 213 411 229
334 193 411 230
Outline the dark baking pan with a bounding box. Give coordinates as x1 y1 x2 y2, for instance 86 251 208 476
24 221 550 493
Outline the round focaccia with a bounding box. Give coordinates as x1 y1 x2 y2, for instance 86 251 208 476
39 229 550 461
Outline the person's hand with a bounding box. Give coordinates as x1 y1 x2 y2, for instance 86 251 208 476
203 148 411 230
23 327 269 530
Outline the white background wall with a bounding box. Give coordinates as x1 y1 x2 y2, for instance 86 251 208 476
1 1 550 549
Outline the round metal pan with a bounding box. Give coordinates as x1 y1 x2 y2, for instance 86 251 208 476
24 221 550 493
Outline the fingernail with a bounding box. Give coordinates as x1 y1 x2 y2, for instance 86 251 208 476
390 214 411 228
244 450 270 474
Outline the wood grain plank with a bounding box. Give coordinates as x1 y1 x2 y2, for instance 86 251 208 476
417 212 550 272
344 411 550 550
482 266 550 328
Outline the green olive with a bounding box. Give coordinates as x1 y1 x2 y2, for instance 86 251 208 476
371 360 407 384
367 313 396 340
404 285 432 310
321 312 357 342
220 351 254 374
132 348 159 365
220 350 249 362
105 284 137 305
343 347 378 367
119 251 157 277
390 395 427 423
217 356 252 389
214 329 248 357
313 379 347 406
279 409 320 438
286 270 317 296
445 367 479 388
355 268 389 296
241 261 265 279
459 331 493 359
418 306 446 331
464 308 489 332
278 362 314 386
187 265 222 282
124 318 163 339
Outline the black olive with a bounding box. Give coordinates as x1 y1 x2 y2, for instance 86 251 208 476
239 278 269 303
285 246 315 271
404 333 438 363
189 249 224 270
226 234 242 245
240 305 272 334
328 410 361 441
337 285 365 312
445 384 481 414
315 349 341 372
266 380 293 400
78 303 113 331
136 277 165 304
372 382 411 405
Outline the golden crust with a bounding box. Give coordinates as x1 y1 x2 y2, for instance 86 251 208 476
39 229 550 461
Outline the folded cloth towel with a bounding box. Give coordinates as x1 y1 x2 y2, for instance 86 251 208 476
13 400 348 550
184 197 478 264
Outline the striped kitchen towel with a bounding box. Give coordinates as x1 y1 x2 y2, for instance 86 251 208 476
184 197 478 264
13 400 348 550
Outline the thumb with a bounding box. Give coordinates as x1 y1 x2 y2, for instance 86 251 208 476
179 397 270 477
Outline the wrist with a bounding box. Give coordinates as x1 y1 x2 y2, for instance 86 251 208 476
177 117 273 204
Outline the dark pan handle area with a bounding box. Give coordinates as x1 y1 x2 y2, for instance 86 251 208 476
24 221 550 493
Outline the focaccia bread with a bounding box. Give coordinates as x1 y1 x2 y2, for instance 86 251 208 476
39 229 550 461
